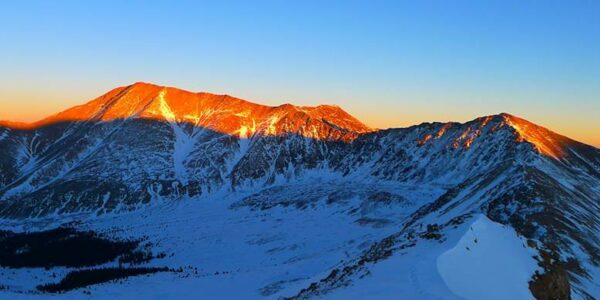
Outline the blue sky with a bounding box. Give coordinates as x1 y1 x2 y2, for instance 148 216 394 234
0 0 599 146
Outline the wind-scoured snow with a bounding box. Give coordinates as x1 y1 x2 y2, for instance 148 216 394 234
437 214 539 300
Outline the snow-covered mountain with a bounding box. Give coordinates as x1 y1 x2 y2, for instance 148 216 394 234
0 82 370 217
1 82 599 299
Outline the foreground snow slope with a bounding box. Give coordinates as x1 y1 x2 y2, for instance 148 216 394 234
437 215 539 300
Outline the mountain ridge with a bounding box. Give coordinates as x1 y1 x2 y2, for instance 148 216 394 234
0 82 372 136
1 82 597 153
1 84 598 217
1 82 600 298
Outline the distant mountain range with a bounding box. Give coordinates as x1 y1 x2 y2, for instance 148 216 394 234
1 82 599 299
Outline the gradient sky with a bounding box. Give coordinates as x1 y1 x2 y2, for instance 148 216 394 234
1 0 598 147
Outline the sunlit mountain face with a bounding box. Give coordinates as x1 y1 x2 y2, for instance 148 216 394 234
1 83 599 299
1 82 371 139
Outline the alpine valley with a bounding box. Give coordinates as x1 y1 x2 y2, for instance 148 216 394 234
1 82 599 299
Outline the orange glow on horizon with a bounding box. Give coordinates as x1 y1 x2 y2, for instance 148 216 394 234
1 83 599 149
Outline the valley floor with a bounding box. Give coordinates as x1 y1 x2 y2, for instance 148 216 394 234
0 180 545 299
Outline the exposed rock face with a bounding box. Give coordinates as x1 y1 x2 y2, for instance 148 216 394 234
0 82 371 217
1 82 599 297
529 250 572 300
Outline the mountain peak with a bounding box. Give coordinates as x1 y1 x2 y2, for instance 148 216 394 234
495 113 575 159
6 82 371 141
468 112 579 159
411 112 585 160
